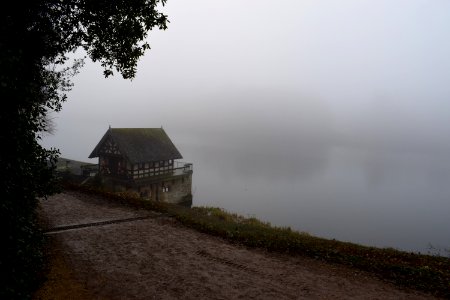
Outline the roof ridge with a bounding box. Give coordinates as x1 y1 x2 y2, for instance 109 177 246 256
89 127 182 163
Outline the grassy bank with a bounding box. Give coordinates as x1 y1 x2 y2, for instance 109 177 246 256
64 184 450 298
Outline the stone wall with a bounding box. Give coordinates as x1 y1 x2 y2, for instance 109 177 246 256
162 173 192 204
135 172 192 205
100 171 193 205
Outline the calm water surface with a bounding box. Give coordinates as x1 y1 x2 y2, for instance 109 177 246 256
183 141 450 255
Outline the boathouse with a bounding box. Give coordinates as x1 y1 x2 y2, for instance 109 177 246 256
89 127 193 205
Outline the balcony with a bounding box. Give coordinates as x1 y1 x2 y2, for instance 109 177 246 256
105 161 192 182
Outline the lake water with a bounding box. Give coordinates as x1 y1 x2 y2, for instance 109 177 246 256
182 140 450 255
46 88 450 256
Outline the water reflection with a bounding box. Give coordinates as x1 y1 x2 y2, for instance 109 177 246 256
64 86 450 254
185 130 450 255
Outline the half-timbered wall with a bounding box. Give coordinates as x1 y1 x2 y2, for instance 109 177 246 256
128 159 174 179
99 137 121 156
99 156 128 176
98 138 126 176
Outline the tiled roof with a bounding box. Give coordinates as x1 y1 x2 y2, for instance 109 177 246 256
89 128 183 163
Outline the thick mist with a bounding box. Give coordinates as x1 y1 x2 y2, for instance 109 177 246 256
42 0 450 254
175 89 450 253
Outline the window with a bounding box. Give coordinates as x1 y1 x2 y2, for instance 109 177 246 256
162 186 169 193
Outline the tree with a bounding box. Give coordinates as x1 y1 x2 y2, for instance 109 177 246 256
0 1 168 298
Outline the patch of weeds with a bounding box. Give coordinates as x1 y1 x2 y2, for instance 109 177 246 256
64 184 450 298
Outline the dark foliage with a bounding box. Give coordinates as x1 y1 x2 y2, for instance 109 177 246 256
0 1 167 298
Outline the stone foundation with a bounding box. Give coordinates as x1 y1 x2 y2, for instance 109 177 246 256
101 172 193 205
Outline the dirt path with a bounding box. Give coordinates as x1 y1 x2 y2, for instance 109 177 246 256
35 192 436 299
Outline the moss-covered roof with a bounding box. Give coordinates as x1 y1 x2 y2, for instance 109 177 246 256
89 128 183 163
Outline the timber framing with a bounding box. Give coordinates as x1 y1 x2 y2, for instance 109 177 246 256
89 127 192 204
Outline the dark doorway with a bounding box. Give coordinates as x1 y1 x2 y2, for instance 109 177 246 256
108 157 120 175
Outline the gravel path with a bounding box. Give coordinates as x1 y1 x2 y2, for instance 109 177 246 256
36 192 437 299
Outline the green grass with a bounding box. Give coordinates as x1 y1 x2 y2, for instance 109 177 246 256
64 183 450 298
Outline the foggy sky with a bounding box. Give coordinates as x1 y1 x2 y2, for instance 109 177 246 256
40 0 450 252
42 0 450 163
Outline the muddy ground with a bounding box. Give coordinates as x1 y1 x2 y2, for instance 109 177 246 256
35 192 437 299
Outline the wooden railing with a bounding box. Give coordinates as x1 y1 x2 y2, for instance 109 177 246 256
100 161 193 180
